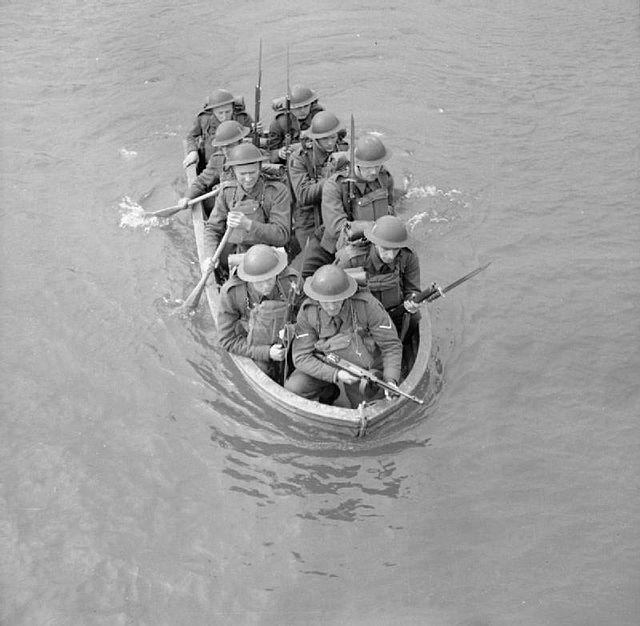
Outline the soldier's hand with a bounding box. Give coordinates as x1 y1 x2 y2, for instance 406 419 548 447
269 344 286 361
384 380 400 400
337 370 360 385
328 150 349 172
177 197 189 210
203 256 219 273
277 146 291 160
254 120 264 134
227 211 251 231
403 298 420 314
183 151 198 168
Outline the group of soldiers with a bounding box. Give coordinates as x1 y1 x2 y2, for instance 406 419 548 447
178 84 426 408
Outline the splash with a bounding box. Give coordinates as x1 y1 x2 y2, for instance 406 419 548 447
119 147 138 160
401 175 470 231
118 196 160 231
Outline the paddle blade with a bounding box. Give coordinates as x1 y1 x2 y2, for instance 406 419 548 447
144 204 186 219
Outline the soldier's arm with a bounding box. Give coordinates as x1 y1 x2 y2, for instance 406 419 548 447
291 308 340 382
203 192 228 258
246 184 291 247
186 156 221 199
289 151 324 206
185 114 204 154
321 177 348 243
402 250 421 298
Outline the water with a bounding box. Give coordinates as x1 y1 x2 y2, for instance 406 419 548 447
1 1 639 624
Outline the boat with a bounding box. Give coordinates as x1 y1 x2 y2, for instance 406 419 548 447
184 153 432 438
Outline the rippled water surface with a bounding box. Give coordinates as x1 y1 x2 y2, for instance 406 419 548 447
1 1 639 624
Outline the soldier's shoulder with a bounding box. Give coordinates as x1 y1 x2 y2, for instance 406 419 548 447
280 266 300 281
353 289 386 310
299 297 319 314
220 274 245 298
326 169 349 185
263 174 289 190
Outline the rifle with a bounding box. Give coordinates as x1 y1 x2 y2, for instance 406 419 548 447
348 114 356 202
315 352 424 405
279 237 310 382
284 45 292 154
253 39 262 147
397 261 492 340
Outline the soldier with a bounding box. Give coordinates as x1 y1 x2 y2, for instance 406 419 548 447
203 143 291 281
301 133 396 279
335 215 421 341
177 120 250 219
287 111 349 250
267 84 323 164
183 89 253 171
218 245 298 380
285 265 402 407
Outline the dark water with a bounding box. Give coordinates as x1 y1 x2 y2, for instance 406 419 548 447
1 1 639 624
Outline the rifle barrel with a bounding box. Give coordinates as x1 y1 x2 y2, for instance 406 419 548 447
254 40 262 147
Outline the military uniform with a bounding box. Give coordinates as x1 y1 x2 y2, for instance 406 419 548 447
185 104 253 171
336 243 421 333
287 142 347 248
301 166 396 278
218 267 298 375
204 176 291 268
184 152 234 218
266 102 324 163
284 290 402 407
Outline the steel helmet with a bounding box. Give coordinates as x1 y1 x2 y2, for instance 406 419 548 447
225 143 269 167
237 245 288 282
354 134 392 166
364 215 411 249
212 120 250 147
307 111 343 139
289 84 317 108
303 265 357 302
204 89 235 110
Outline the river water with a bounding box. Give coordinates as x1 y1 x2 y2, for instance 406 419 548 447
1 1 639 624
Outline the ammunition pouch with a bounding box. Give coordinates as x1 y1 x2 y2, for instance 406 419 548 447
247 300 289 346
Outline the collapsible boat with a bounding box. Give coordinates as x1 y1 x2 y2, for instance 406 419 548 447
185 157 431 437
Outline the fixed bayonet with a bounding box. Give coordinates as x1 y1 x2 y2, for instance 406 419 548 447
423 261 492 303
253 39 262 147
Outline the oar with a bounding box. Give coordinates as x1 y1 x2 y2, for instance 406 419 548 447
178 227 234 312
144 186 221 219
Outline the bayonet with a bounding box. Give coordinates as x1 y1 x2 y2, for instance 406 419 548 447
253 39 262 147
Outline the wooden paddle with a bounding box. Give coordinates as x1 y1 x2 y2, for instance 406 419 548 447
178 227 234 312
144 186 221 219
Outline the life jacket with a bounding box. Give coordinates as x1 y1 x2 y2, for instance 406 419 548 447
366 265 403 310
339 168 393 223
335 242 406 310
306 295 377 369
240 276 292 347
